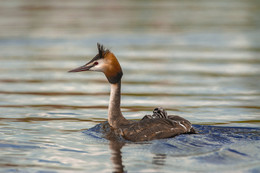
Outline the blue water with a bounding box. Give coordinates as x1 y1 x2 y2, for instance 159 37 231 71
0 0 260 172
84 124 260 172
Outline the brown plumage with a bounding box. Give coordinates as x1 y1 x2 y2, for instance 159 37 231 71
117 117 195 142
69 43 196 142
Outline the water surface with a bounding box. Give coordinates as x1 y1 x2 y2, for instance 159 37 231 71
0 0 260 172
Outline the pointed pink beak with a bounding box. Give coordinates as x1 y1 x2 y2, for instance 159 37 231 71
68 64 93 73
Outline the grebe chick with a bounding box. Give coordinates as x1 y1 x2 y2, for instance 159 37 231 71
142 107 167 120
152 107 168 119
69 43 196 142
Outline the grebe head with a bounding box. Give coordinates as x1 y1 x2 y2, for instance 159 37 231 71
69 43 123 84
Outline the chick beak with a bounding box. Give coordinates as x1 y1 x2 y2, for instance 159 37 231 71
68 63 94 72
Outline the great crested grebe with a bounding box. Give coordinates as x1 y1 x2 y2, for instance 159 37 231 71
69 43 196 142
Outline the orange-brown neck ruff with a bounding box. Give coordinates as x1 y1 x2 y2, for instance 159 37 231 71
103 52 123 84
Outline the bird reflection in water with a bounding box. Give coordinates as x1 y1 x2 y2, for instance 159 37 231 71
109 139 168 173
152 154 167 166
109 140 126 173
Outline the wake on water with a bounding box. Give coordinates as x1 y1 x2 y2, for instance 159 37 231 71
83 123 260 171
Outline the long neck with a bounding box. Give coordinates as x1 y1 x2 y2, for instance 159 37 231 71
108 80 128 128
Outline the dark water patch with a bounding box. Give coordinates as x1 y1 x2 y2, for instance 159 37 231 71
1 90 259 98
194 125 260 140
0 104 108 110
200 120 260 126
0 79 47 83
48 112 79 115
58 148 88 153
0 117 106 123
227 148 249 157
138 70 260 77
0 78 202 86
38 159 63 164
0 78 108 84
0 142 41 150
0 91 109 96
129 55 260 64
0 163 83 171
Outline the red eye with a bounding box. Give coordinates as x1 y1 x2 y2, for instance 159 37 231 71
94 62 98 65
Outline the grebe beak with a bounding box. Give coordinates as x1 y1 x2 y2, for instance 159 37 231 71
68 63 94 73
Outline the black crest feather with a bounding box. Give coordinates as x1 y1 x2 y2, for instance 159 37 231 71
97 43 109 58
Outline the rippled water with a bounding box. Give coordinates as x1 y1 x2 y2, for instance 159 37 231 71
0 0 260 172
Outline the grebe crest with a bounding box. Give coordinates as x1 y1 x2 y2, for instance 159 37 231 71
69 43 123 84
69 43 196 142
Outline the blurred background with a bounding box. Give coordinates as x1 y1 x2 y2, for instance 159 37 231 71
0 0 259 172
0 0 259 124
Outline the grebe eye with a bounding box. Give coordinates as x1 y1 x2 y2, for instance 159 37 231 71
94 61 98 65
